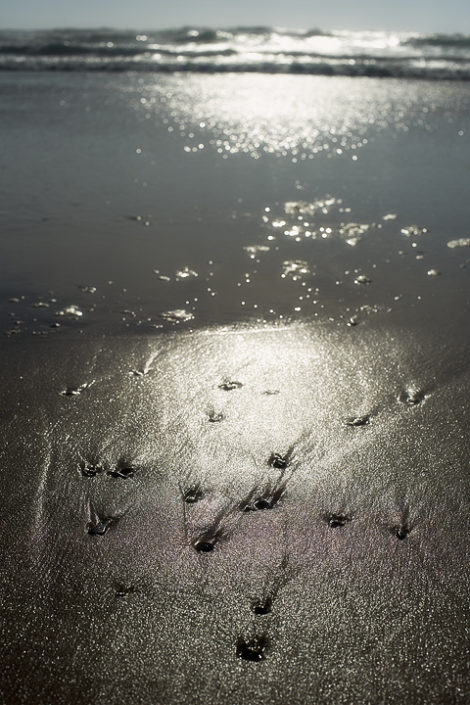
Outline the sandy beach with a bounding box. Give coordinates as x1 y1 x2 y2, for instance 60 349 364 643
1 32 470 703
2 321 470 704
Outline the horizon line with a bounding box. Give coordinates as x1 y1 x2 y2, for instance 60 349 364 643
1 25 469 36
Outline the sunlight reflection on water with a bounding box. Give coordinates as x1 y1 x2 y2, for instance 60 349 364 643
134 75 453 161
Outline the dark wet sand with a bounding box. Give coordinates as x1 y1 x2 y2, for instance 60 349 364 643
1 320 470 704
2 71 470 703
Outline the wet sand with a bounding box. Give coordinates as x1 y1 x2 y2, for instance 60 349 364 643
1 71 470 703
2 73 470 333
1 320 470 704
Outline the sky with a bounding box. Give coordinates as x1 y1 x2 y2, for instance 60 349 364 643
1 0 469 33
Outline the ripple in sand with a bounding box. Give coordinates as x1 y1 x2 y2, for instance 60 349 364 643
107 466 135 479
447 238 470 248
242 477 287 511
400 225 428 237
154 270 172 282
160 309 194 323
61 380 95 397
354 274 372 285
264 195 382 249
284 197 340 217
244 245 270 259
281 260 312 280
129 367 152 377
338 222 371 246
175 266 198 281
56 304 84 318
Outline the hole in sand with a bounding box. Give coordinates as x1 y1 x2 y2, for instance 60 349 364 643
219 380 243 391
236 635 268 662
252 598 272 615
269 453 288 470
395 524 411 540
193 538 216 552
243 497 273 512
80 462 104 478
254 498 273 510
208 411 224 423
345 415 370 427
325 513 351 528
61 386 82 397
87 517 116 536
184 487 204 504
115 584 136 597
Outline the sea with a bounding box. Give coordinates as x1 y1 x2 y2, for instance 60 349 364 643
2 26 470 79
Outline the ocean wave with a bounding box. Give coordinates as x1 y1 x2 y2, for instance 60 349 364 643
1 27 470 80
404 33 470 49
156 27 223 44
2 57 470 80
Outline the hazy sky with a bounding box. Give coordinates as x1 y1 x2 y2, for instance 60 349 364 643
1 0 469 33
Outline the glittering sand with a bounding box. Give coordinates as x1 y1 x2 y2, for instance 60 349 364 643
1 320 470 704
2 70 470 703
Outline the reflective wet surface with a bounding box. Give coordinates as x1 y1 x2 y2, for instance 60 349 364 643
1 73 470 336
1 69 470 704
1 323 470 703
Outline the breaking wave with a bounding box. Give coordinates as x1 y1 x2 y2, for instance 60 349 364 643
2 28 470 79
